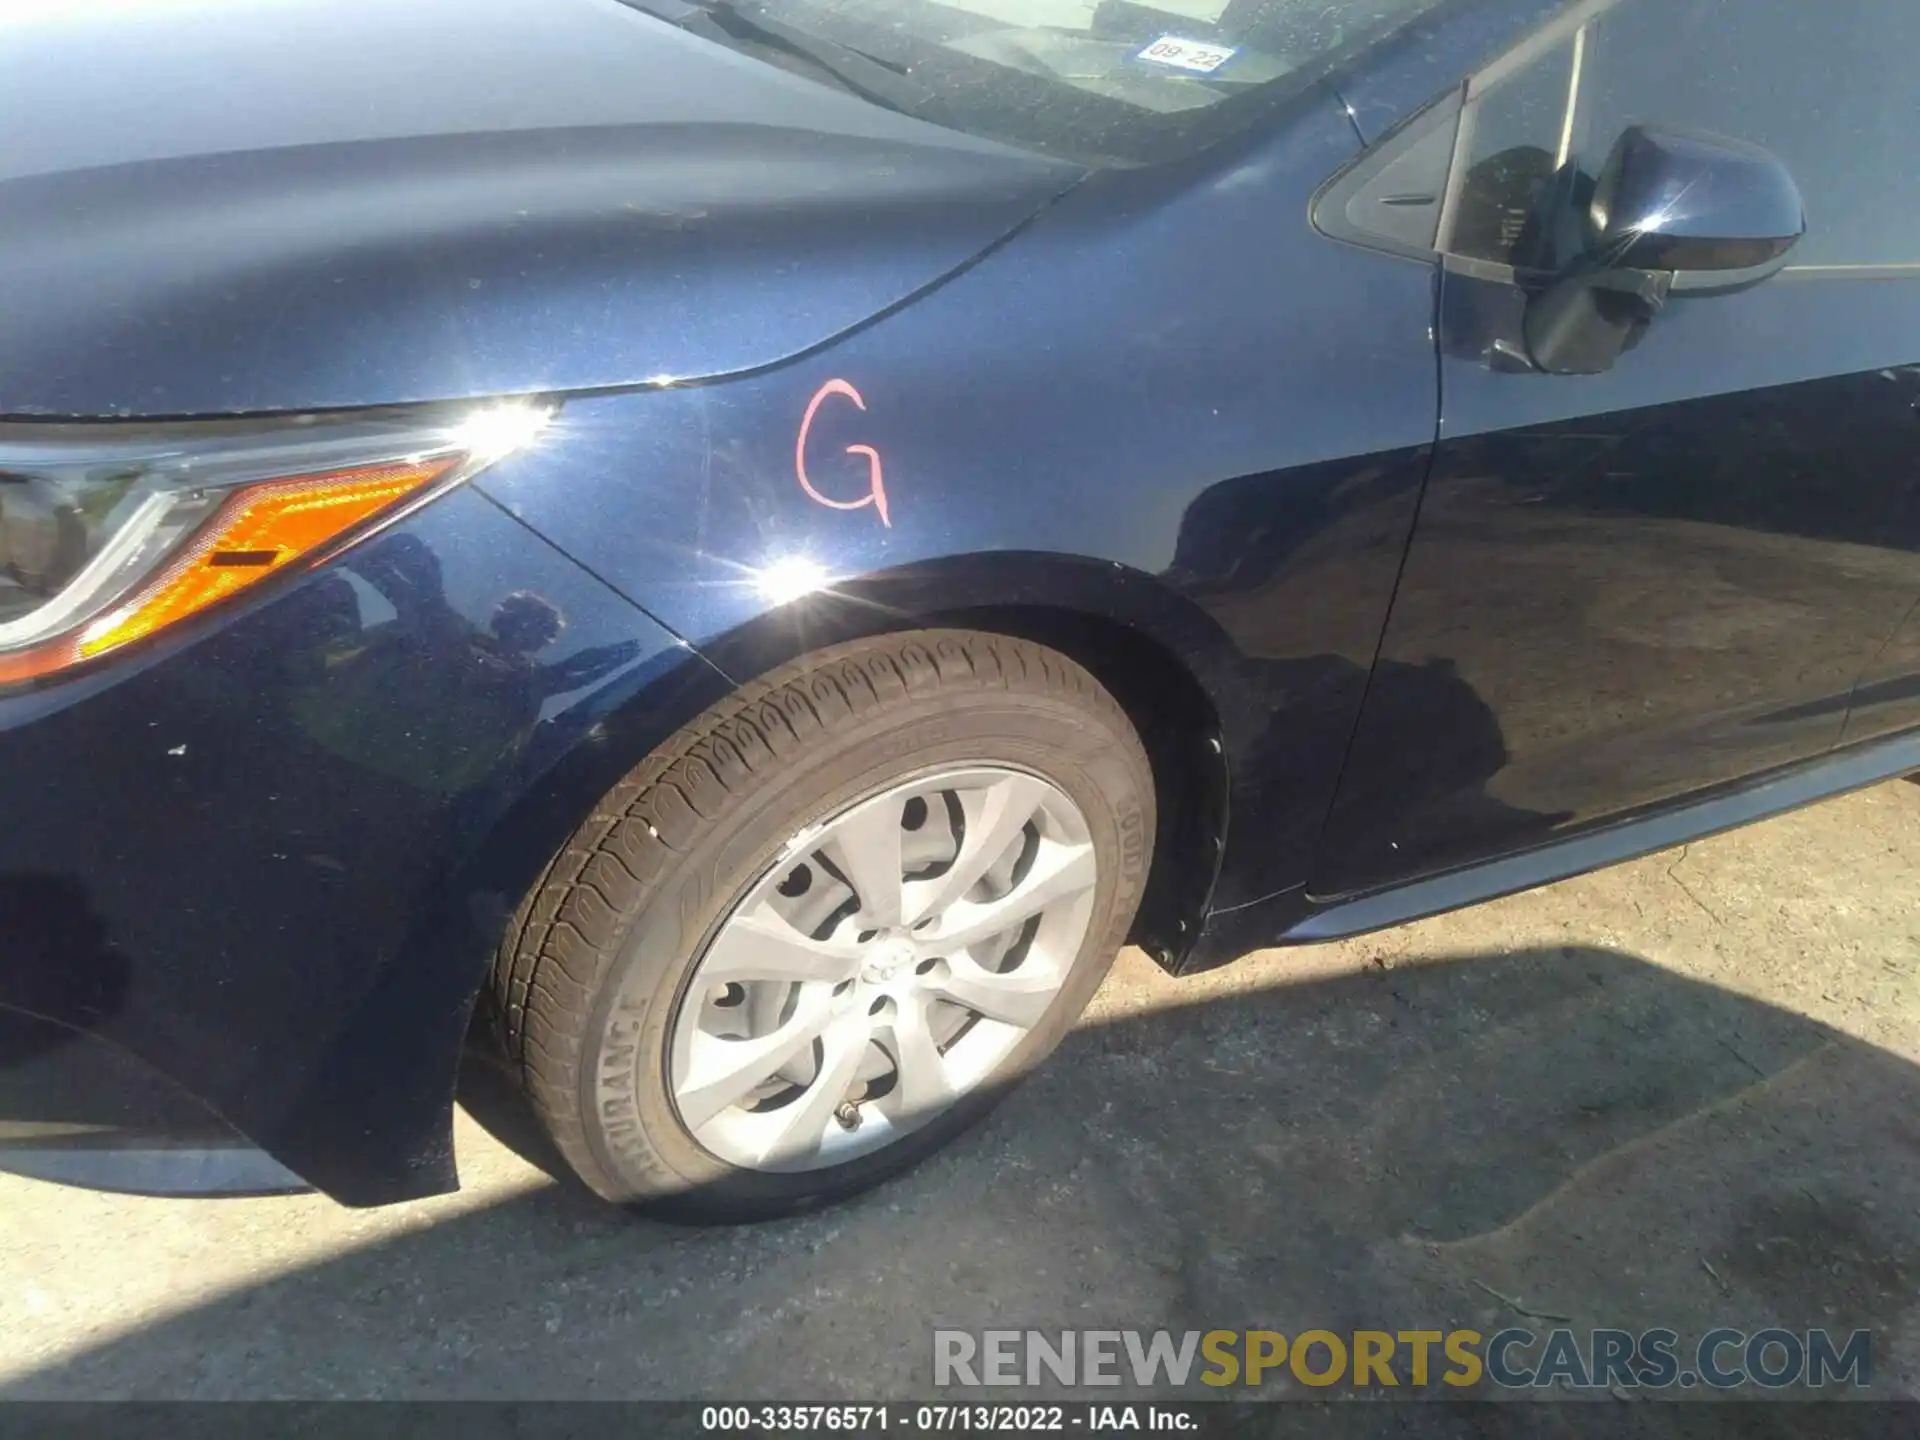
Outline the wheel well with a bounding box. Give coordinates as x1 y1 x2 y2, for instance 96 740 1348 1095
936 605 1227 970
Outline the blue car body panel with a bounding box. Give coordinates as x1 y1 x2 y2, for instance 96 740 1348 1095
0 485 727 1201
477 99 1440 918
0 0 1077 417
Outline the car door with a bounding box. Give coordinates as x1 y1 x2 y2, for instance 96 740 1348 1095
1309 0 1920 896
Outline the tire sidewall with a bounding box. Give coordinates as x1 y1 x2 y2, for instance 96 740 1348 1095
580 685 1150 1220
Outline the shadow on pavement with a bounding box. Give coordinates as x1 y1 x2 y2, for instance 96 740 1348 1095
6 944 1917 1421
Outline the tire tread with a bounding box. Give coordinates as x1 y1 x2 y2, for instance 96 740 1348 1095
490 629 1145 1202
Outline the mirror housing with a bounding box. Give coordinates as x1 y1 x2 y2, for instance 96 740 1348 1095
1524 124 1806 375
1587 124 1806 277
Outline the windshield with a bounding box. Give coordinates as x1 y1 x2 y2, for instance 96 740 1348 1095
665 0 1461 165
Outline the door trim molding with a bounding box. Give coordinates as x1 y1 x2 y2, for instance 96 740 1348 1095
1281 724 1920 941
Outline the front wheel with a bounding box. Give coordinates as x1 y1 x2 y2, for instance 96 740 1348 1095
492 629 1154 1223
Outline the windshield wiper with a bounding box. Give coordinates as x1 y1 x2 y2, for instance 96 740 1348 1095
615 0 933 117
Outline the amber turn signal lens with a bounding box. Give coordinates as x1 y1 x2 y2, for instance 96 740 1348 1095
0 456 455 684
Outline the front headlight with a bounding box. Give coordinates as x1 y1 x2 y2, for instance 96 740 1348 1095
0 402 553 685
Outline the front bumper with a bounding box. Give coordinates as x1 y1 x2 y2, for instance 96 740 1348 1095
0 483 717 1204
0 1004 305 1196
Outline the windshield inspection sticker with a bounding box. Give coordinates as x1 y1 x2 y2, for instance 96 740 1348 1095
1135 35 1237 73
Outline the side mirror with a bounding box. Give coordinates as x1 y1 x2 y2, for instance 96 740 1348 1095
1524 124 1806 375
1588 124 1807 277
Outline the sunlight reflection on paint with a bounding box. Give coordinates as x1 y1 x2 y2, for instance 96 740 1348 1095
754 555 834 605
450 402 554 465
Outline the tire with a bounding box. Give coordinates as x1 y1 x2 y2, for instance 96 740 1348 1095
490 629 1154 1223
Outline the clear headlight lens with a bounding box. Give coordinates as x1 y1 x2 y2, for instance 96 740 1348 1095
0 403 552 684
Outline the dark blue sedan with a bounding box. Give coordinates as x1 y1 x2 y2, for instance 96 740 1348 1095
3 0 1917 1221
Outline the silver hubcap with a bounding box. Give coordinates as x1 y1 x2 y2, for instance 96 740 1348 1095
667 766 1099 1173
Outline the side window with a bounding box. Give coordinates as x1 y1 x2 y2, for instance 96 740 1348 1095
1446 24 1583 271
1446 0 1920 273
